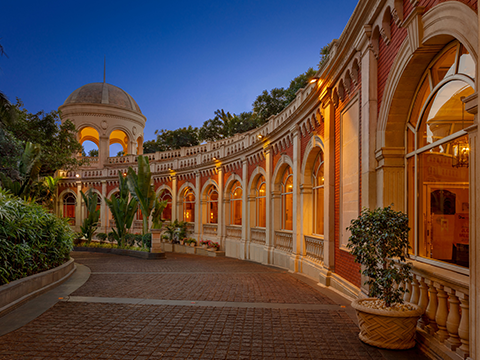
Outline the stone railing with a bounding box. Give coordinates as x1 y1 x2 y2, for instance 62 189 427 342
304 235 324 263
250 228 266 245
203 223 217 236
274 231 293 253
186 223 195 235
226 225 242 239
403 261 470 358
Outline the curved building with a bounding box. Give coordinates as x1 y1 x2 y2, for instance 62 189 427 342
57 1 480 358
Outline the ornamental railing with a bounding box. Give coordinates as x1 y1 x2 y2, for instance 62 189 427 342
403 262 470 358
304 235 324 263
250 228 266 245
274 231 293 253
203 223 217 236
226 225 242 239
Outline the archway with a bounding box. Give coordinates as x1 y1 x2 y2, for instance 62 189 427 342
109 129 130 157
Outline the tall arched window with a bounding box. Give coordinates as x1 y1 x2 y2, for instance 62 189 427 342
230 181 242 225
183 188 195 223
312 153 324 235
207 187 218 224
159 190 172 221
256 175 266 227
63 193 76 225
281 167 293 230
407 42 474 268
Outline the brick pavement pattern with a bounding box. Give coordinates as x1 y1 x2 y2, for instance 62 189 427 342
0 252 387 359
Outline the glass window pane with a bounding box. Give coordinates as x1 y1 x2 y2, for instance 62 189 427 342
418 80 474 148
284 193 293 230
409 76 431 129
315 187 324 235
431 45 457 87
458 46 475 79
407 156 415 254
258 197 266 227
417 135 469 267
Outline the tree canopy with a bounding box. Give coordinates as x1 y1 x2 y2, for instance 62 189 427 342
3 101 85 175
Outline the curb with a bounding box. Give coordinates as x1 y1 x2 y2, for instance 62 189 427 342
73 247 166 260
0 258 76 317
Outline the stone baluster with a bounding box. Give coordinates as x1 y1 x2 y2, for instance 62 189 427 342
417 276 429 329
456 293 470 359
410 277 420 305
445 288 462 350
425 280 438 334
404 281 412 302
435 284 449 342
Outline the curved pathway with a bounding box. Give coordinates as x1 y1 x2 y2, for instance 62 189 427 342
0 252 427 359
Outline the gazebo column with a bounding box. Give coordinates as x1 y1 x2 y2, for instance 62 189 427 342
264 146 273 265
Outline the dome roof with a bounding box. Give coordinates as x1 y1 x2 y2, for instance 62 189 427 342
63 82 142 114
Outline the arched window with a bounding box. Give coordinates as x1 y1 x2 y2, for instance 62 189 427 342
207 187 218 224
407 42 474 268
255 175 266 227
159 190 172 221
63 193 76 225
230 181 242 225
183 188 195 223
281 167 293 230
312 153 324 235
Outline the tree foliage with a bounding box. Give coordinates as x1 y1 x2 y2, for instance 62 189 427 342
156 126 199 150
4 101 85 176
346 206 412 307
318 42 332 69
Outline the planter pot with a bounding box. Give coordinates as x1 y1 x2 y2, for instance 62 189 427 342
351 298 422 350
190 243 196 247
202 245 208 249
180 241 184 245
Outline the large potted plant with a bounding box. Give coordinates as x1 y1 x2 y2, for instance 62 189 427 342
346 206 422 350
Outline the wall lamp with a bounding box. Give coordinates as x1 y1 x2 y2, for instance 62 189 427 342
258 134 264 140
310 77 320 84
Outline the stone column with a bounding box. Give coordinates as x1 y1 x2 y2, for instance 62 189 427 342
322 99 335 279
290 125 301 272
195 171 201 240
464 93 478 360
99 135 109 168
171 175 178 221
264 146 273 264
76 180 82 231
217 166 225 248
240 158 248 260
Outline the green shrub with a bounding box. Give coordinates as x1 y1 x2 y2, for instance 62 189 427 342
107 231 116 243
97 233 108 243
124 233 135 247
142 233 152 248
0 189 74 285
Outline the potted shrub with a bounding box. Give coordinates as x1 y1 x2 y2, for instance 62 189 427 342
200 240 209 249
346 206 422 350
208 241 220 251
187 238 197 247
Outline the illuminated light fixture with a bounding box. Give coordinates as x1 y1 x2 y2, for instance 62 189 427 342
75 174 80 178
452 96 469 168
258 134 263 139
123 172 127 177
309 77 320 84
213 157 217 161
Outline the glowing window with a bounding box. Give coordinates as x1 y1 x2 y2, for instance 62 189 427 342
255 175 266 227
230 181 242 225
207 187 218 224
312 153 324 235
183 188 195 223
281 167 293 230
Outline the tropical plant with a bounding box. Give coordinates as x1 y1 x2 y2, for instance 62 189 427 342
346 205 412 307
105 172 138 247
127 156 167 235
164 219 188 243
0 188 73 285
97 232 108 243
0 141 42 199
80 189 100 244
41 175 62 210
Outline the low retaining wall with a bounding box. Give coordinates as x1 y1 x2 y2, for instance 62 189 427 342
73 247 166 260
0 258 76 317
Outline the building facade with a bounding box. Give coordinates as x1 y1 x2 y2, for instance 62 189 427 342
57 1 480 358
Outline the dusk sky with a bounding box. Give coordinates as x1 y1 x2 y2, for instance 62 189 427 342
1 0 358 146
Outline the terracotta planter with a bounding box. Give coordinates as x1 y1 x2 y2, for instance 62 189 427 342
190 243 196 247
351 298 422 350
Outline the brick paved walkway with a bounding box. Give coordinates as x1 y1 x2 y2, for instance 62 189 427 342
0 252 418 359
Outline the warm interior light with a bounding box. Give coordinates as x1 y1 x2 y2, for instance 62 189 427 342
213 157 216 161
258 134 263 139
310 78 319 84
75 174 80 178
123 172 127 177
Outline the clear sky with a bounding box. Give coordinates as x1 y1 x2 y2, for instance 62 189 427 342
1 0 358 144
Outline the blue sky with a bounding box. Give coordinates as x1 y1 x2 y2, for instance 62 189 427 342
1 0 358 145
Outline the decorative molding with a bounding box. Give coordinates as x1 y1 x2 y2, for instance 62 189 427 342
402 6 425 53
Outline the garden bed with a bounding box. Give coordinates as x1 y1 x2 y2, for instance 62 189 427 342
0 259 76 317
73 247 165 260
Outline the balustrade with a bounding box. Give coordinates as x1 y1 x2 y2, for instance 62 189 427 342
274 231 293 253
304 235 324 263
186 223 195 235
403 264 469 358
203 223 217 236
226 225 242 239
250 228 266 245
